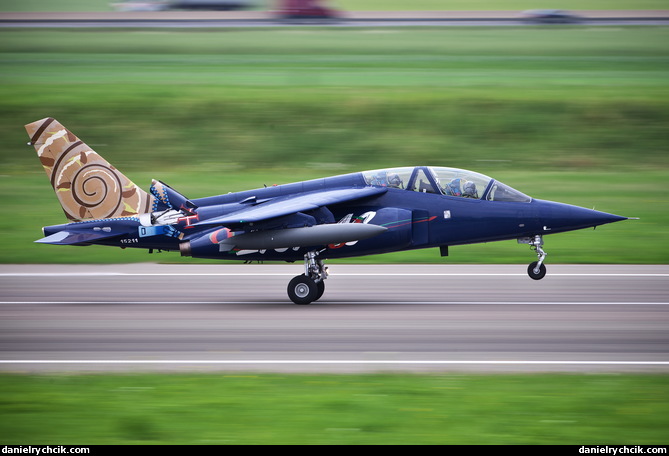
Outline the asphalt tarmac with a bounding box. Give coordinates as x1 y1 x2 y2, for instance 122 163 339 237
1 263 667 374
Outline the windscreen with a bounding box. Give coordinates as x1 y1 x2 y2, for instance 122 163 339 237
485 181 532 202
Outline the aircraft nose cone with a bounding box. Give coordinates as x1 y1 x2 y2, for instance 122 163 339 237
536 200 628 233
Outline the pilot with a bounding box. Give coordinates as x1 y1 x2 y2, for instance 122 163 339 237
387 173 403 189
463 181 478 198
370 171 388 187
446 178 462 197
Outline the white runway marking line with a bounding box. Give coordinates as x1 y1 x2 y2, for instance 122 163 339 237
1 360 668 366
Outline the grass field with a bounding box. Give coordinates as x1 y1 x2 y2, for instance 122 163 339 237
1 373 668 444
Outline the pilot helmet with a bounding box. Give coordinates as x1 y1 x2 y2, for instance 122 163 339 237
373 171 387 185
387 173 402 188
448 178 462 196
463 181 478 198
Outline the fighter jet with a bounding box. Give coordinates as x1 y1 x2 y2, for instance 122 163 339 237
26 118 630 304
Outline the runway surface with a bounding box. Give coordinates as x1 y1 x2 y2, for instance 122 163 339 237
1 263 668 374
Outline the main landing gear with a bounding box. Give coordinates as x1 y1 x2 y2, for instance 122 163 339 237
519 235 547 280
287 250 328 304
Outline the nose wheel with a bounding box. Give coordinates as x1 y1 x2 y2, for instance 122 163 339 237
287 250 328 304
519 235 548 280
527 261 547 280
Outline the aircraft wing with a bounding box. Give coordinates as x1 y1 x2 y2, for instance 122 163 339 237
194 187 387 228
35 229 123 246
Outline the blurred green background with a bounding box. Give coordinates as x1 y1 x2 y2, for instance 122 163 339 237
0 2 667 267
1 22 667 264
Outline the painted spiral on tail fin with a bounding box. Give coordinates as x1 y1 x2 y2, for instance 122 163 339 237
25 118 153 221
61 158 124 220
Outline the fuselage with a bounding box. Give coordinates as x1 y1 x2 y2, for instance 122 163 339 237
42 166 625 262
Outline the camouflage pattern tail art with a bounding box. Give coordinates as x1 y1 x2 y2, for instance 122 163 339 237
25 117 154 221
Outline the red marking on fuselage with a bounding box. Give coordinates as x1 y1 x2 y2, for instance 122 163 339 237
178 213 199 228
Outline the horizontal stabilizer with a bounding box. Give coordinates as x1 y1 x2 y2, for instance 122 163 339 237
38 217 140 245
35 229 122 246
218 223 387 251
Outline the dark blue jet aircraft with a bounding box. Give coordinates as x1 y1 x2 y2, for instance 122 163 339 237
26 118 630 304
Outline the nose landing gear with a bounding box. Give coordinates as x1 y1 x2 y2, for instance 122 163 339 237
287 250 328 304
519 235 547 280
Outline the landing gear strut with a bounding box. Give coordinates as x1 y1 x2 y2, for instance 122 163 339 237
519 235 547 280
287 250 328 304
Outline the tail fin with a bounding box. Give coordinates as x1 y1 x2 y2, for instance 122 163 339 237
25 118 154 222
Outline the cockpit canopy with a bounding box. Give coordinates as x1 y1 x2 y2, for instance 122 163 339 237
362 166 531 203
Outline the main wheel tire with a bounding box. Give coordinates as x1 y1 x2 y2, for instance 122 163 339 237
288 274 318 305
527 261 547 280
